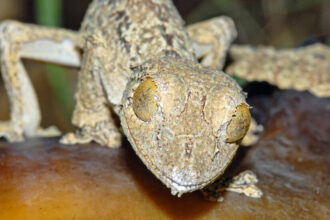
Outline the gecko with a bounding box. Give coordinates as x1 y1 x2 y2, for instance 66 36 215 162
0 0 262 198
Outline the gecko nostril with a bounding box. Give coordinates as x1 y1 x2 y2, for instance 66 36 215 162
226 103 251 143
184 140 194 158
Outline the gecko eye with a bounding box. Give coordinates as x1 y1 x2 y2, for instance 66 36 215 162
133 78 159 122
226 103 251 143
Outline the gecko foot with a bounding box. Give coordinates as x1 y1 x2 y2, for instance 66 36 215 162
201 170 263 202
0 122 61 142
60 132 93 145
36 126 61 137
60 122 122 148
0 121 24 142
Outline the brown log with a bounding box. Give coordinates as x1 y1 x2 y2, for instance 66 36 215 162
0 90 329 219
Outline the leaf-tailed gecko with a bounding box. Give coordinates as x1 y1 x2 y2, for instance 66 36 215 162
0 0 262 199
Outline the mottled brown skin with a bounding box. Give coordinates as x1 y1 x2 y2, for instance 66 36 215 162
0 0 253 196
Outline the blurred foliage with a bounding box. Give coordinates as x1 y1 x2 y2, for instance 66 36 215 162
35 0 61 26
35 0 73 119
231 75 249 87
186 0 329 46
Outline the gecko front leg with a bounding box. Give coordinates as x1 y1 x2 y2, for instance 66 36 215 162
202 170 263 201
186 16 237 70
0 20 80 142
60 36 122 148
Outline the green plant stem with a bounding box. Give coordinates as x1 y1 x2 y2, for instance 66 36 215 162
35 0 73 118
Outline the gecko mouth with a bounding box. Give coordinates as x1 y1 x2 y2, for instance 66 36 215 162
138 151 217 196
130 128 237 196
122 124 211 195
141 143 236 197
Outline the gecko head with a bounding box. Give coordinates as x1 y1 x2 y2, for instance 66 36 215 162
120 58 250 196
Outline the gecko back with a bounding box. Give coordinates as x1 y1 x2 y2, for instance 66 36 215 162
79 0 196 104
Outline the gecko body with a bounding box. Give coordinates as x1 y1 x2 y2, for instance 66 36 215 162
0 0 254 196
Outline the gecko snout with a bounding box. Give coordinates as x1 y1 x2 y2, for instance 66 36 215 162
226 103 251 143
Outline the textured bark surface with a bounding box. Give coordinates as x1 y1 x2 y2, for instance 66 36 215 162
0 90 329 219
